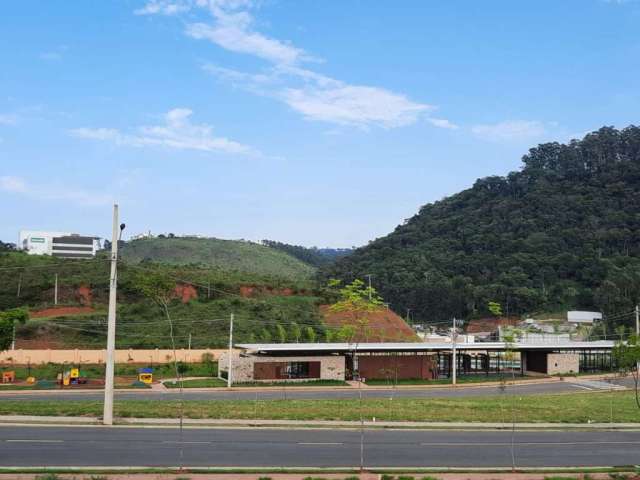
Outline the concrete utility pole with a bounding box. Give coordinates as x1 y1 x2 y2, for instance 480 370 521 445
103 204 120 426
54 273 58 305
365 274 372 301
451 317 457 386
16 273 22 298
636 305 639 373
227 313 234 388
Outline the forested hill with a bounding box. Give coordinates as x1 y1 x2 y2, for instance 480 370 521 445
324 126 640 327
262 240 353 268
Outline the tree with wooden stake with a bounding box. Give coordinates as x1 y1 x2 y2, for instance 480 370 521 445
328 278 384 472
613 334 640 409
0 308 29 352
329 278 384 343
134 271 185 469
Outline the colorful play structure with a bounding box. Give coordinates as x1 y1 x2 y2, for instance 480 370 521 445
138 367 153 384
58 368 87 386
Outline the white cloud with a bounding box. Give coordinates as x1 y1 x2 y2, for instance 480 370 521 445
0 114 18 126
427 117 459 130
137 1 452 130
186 20 306 65
204 63 439 129
39 45 68 62
471 120 548 142
70 107 259 156
40 52 62 61
282 84 431 129
0 176 27 193
0 175 112 207
134 1 192 15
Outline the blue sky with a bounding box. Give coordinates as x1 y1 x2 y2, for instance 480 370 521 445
1 0 639 247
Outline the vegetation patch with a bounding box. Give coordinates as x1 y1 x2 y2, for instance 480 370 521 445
1 391 639 423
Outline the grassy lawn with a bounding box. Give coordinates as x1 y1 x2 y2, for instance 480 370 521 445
1 391 639 423
0 362 217 381
164 378 227 388
164 378 348 388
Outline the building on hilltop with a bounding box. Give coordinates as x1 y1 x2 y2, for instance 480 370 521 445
19 230 100 259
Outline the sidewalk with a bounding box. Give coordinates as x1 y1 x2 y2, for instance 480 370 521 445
0 472 635 480
0 473 635 480
2 414 639 430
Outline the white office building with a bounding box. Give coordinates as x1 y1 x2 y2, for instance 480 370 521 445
19 230 100 259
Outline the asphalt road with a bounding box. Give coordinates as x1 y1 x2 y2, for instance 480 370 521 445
0 379 626 402
1 425 640 468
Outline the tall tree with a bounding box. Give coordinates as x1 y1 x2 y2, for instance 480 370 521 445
0 308 29 352
329 279 384 342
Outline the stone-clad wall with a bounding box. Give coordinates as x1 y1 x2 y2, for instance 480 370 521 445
218 352 346 382
547 353 579 375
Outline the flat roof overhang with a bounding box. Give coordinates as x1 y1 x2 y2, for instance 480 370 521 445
235 341 615 355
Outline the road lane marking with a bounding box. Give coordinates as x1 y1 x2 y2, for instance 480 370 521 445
162 441 211 444
5 439 64 443
571 384 595 391
297 442 344 446
420 441 640 446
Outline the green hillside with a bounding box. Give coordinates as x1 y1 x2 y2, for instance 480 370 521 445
0 250 324 349
325 126 640 328
120 237 316 281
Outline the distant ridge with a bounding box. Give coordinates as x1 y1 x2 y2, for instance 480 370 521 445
120 236 315 281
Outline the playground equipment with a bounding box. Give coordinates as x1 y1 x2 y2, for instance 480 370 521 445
59 368 87 386
138 367 153 384
1 371 15 383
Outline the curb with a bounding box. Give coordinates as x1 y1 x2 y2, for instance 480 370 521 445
2 415 640 431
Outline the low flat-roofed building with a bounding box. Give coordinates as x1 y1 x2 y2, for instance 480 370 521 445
219 340 615 383
19 230 99 258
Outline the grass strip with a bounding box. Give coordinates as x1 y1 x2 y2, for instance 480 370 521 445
2 391 640 423
364 374 543 386
164 378 347 388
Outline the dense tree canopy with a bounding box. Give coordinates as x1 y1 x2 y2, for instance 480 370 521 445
324 126 640 328
262 240 353 268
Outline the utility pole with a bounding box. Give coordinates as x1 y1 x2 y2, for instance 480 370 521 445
16 273 22 298
406 308 411 323
207 281 211 299
365 274 372 301
636 305 639 373
103 204 120 426
188 332 192 350
227 313 234 388
451 317 457 386
54 273 58 306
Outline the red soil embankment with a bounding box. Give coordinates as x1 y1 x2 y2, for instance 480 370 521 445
174 284 198 303
465 317 519 334
320 305 419 342
30 306 96 319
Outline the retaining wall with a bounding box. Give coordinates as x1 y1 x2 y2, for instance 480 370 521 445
0 349 227 365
